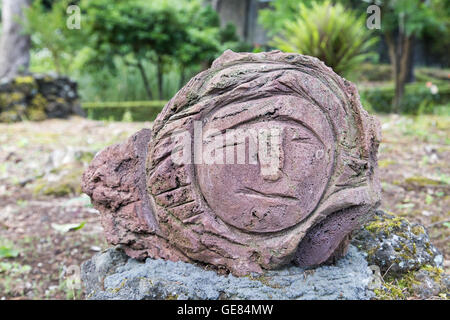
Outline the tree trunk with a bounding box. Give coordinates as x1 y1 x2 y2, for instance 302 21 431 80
405 36 415 83
385 31 413 113
395 34 413 110
137 61 153 100
157 57 163 100
0 0 31 80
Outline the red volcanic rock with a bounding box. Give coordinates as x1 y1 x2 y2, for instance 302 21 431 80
82 50 381 276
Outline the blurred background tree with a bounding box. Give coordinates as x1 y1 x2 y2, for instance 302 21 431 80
363 0 443 111
258 0 309 38
259 0 448 114
83 0 189 100
22 0 245 102
0 0 30 80
24 0 82 75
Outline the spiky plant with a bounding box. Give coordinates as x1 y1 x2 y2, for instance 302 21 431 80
271 0 377 78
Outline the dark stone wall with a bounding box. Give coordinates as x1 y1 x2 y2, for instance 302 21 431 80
0 74 84 122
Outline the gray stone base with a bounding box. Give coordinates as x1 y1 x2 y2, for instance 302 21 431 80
81 245 375 300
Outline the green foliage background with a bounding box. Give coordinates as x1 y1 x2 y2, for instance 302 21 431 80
20 0 449 116
26 0 247 102
268 0 378 78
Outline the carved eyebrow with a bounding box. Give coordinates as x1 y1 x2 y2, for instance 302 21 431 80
291 136 317 145
291 133 311 141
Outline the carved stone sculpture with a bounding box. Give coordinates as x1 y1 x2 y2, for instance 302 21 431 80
82 50 381 275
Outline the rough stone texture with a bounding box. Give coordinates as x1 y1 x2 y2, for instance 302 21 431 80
352 210 443 276
410 268 449 299
81 245 375 300
0 73 84 122
82 50 381 275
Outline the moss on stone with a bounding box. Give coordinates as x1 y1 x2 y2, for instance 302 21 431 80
374 282 406 300
366 244 380 259
411 225 425 236
375 265 447 300
27 108 47 121
0 110 22 123
108 278 127 294
0 92 26 106
245 274 282 289
0 74 80 123
365 214 406 236
14 76 35 85
30 94 47 109
424 242 435 257
27 94 48 121
13 76 38 94
421 265 443 283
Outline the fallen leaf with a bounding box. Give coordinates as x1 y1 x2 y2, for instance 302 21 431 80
51 221 86 233
0 246 20 259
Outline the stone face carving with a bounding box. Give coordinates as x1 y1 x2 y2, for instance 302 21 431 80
82 50 381 276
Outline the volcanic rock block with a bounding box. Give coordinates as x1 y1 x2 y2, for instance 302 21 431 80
82 50 381 276
352 210 444 276
81 245 376 300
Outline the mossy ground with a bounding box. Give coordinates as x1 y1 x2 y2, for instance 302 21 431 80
32 164 85 197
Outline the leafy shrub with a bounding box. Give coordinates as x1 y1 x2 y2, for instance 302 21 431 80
359 83 450 114
415 67 450 82
270 0 377 78
356 63 393 82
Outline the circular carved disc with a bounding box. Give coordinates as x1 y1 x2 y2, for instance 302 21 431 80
197 95 333 232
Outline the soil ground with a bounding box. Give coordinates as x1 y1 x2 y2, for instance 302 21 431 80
0 114 448 300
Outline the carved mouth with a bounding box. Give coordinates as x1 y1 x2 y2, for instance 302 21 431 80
236 186 299 202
